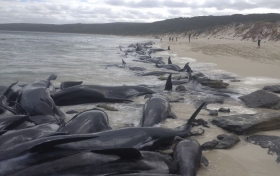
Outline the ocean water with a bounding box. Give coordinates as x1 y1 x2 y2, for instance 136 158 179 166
0 31 157 86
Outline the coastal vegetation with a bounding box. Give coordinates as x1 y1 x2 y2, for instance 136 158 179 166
0 13 279 40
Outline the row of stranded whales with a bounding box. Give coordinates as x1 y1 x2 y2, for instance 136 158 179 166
52 84 155 106
0 41 208 175
0 123 61 151
155 57 188 72
118 45 194 82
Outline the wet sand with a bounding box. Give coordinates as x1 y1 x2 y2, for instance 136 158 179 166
160 37 280 176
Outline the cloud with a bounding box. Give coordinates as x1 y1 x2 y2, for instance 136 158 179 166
0 0 278 24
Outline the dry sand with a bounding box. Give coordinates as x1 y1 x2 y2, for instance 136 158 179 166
161 37 280 88
160 37 280 176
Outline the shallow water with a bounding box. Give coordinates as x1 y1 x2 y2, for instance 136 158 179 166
1 31 280 175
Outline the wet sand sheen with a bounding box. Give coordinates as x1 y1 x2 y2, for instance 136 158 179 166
159 38 280 175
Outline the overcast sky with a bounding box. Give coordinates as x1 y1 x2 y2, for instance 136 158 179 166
0 0 279 24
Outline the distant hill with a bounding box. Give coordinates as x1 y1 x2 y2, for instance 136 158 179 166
0 13 279 41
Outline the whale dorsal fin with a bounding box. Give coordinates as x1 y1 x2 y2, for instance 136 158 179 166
168 57 172 64
164 74 172 91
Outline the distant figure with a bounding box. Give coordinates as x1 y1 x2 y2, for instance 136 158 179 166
169 37 171 41
189 34 191 42
257 32 262 48
172 37 174 41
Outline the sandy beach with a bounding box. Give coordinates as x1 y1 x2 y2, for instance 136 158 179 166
161 37 280 88
159 37 280 176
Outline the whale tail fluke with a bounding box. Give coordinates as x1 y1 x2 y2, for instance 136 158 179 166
47 74 57 81
164 74 172 91
183 102 206 131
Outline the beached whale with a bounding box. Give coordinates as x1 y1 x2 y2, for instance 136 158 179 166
0 134 98 162
172 79 191 85
0 123 60 151
59 109 112 134
173 139 209 176
0 135 99 176
0 74 61 117
139 71 179 76
139 94 177 127
52 85 155 106
156 57 191 72
9 149 177 176
156 63 182 71
129 66 146 71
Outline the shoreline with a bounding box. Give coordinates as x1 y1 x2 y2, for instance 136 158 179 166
158 37 280 176
160 37 280 89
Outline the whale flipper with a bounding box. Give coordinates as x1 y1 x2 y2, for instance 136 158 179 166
201 155 209 167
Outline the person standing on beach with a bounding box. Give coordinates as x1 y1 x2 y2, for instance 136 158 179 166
189 34 191 42
257 32 262 48
169 37 171 41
